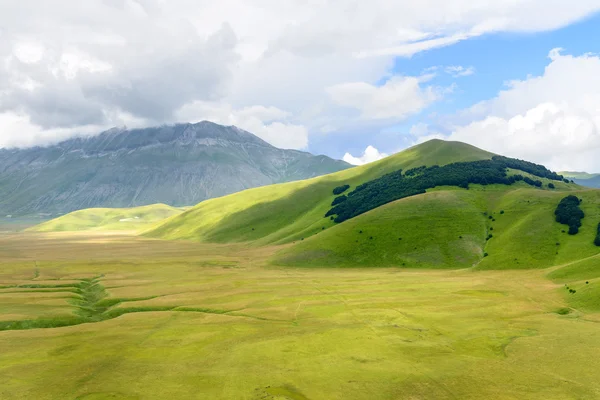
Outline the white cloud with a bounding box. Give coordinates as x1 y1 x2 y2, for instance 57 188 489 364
445 65 475 77
447 49 600 171
0 112 107 148
175 101 308 149
0 1 599 148
327 76 443 120
343 145 389 165
355 32 477 58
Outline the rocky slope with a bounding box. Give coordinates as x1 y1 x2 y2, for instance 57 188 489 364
0 121 350 216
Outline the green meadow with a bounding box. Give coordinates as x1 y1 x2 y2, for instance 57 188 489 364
2 140 600 399
29 204 185 233
1 232 599 399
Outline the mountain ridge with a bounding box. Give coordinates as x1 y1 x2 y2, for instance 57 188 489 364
0 121 350 216
560 171 600 188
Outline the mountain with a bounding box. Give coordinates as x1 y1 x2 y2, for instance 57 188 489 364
141 139 600 270
0 121 350 216
560 171 600 188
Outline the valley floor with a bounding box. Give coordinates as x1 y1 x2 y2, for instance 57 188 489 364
0 232 599 399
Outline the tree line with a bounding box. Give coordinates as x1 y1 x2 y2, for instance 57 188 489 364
327 157 564 223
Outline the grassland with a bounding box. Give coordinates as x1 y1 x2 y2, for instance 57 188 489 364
1 231 600 399
275 184 600 269
10 139 600 398
137 139 592 271
143 140 494 245
29 203 184 233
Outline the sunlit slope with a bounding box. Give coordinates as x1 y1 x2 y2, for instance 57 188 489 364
28 203 184 232
274 184 600 269
144 140 494 244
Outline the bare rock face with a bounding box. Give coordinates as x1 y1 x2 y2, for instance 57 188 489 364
0 121 350 216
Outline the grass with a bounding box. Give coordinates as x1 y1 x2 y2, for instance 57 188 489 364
28 203 184 233
142 139 595 271
1 232 600 399
6 139 600 398
274 184 600 269
143 140 494 245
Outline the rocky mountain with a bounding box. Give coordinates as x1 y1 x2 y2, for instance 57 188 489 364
0 121 350 216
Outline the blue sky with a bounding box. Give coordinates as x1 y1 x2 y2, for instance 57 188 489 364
315 12 600 164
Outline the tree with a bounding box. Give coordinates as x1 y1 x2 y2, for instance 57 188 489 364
333 184 350 195
331 195 348 206
555 195 584 235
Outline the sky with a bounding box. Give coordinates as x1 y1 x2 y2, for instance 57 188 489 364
2 1 600 172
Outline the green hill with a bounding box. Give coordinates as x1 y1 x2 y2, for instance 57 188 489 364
276 184 600 269
143 140 494 244
28 203 184 233
143 139 600 270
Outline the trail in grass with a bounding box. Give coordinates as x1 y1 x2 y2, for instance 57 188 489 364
0 277 280 331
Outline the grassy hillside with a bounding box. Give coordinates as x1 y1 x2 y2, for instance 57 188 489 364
28 203 184 233
275 183 600 269
144 140 494 245
145 139 600 270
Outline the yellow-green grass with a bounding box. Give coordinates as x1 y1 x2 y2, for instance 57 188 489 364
28 203 184 233
1 232 600 399
273 184 600 269
144 140 494 245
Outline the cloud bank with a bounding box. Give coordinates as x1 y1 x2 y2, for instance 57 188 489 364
1 1 598 150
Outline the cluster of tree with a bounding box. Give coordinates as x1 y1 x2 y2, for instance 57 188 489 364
331 195 347 206
326 156 565 223
523 176 543 187
492 156 564 181
327 160 517 223
405 166 427 177
555 195 584 235
332 185 350 195
595 223 600 247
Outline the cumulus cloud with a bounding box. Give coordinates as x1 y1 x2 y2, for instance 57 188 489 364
327 76 443 120
0 1 599 149
447 49 600 171
175 102 308 149
0 112 109 148
343 146 389 165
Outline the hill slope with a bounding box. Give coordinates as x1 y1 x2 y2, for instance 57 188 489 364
144 140 494 245
275 184 600 269
145 139 600 270
0 121 349 216
28 204 184 232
